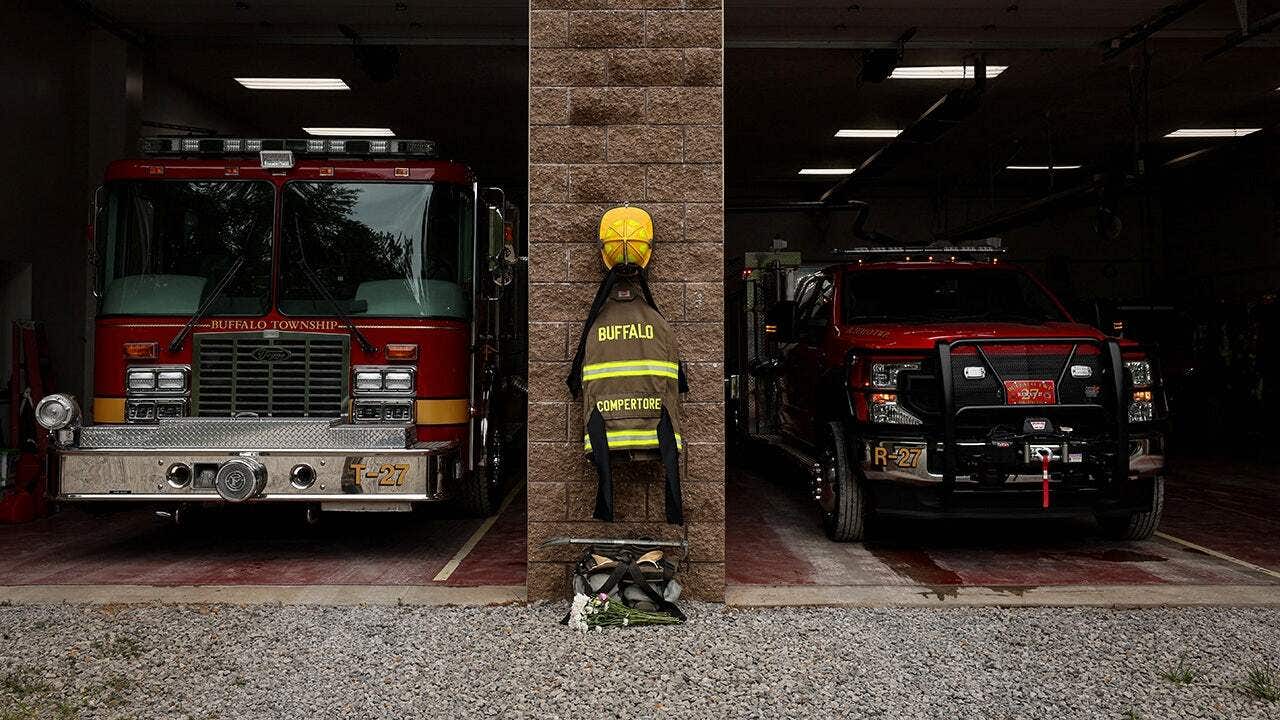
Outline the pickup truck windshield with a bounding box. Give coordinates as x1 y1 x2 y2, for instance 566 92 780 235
279 182 474 319
98 181 274 316
842 267 1068 324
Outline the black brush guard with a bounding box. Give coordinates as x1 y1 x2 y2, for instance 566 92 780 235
932 337 1129 496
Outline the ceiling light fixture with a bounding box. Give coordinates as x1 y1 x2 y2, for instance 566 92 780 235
798 168 855 176
1164 128 1261 138
235 78 350 90
1006 164 1083 170
303 127 396 137
835 129 902 138
890 65 1007 79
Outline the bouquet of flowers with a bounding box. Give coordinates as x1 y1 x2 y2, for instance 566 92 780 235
567 592 683 633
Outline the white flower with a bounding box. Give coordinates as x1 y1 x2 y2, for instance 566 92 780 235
622 618 629 626
568 594 590 633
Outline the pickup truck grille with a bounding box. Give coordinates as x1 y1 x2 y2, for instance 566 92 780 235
950 345 1106 408
193 332 348 418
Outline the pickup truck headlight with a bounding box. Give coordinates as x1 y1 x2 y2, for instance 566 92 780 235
870 362 921 389
869 392 923 425
1124 359 1155 423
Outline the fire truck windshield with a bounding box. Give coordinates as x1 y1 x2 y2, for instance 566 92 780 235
97 181 274 316
842 267 1068 324
279 181 474 319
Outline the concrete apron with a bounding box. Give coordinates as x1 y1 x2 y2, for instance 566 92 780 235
728 584 1280 608
3 582 1277 607
0 584 526 606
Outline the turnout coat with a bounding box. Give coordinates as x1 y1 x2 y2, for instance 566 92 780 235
567 266 686 524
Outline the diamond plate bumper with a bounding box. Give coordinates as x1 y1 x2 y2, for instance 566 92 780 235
55 418 458 504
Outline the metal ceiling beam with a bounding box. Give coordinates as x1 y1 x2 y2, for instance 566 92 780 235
1101 0 1212 60
1204 9 1280 59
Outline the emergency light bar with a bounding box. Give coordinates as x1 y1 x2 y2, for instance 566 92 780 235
138 136 438 158
835 245 1006 256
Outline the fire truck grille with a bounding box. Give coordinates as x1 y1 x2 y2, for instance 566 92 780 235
193 332 349 418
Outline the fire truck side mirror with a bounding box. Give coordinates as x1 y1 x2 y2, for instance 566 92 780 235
766 300 797 343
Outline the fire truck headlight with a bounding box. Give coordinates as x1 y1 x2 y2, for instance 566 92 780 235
36 394 81 431
353 366 415 396
383 370 414 392
156 369 188 391
354 369 384 392
127 368 157 391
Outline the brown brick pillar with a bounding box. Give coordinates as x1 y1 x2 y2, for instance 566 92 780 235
526 0 725 601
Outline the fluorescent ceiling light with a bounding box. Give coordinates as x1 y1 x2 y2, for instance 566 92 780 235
1164 128 1260 138
835 129 902 138
236 78 349 90
798 168 855 175
1006 164 1083 170
890 65 1007 79
303 127 396 137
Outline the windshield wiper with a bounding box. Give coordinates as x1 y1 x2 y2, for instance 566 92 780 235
169 256 247 353
290 220 376 354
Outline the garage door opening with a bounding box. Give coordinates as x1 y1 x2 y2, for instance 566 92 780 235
723 2 1280 601
0 1 528 591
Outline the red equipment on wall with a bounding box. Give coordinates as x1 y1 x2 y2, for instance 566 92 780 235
1 321 53 523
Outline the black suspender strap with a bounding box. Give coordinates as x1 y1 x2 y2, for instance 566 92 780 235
656 408 684 525
586 408 614 521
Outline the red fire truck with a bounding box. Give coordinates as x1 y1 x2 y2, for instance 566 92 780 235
35 136 524 519
732 244 1166 541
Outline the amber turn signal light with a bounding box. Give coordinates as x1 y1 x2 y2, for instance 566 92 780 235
385 343 419 361
123 341 159 359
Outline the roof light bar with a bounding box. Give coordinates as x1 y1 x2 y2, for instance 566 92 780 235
138 136 437 159
835 245 1006 256
1006 164 1083 170
798 168 855 175
235 78 350 90
303 127 395 137
834 129 902 138
890 65 1007 79
1164 128 1261 138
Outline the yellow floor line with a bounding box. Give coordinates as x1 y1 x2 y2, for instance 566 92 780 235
1155 531 1280 581
432 485 522 583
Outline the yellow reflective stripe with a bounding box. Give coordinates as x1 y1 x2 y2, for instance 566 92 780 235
93 397 125 424
414 399 470 425
583 369 679 382
583 360 678 372
584 432 683 451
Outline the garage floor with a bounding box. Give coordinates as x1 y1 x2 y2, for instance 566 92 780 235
728 455 1280 591
0 489 526 588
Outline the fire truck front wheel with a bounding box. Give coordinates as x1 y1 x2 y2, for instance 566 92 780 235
819 421 868 542
1097 476 1164 541
457 434 506 517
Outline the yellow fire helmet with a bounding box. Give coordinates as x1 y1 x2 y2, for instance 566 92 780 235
599 205 654 270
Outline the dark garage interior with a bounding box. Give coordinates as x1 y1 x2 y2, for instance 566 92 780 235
0 0 528 588
723 0 1280 594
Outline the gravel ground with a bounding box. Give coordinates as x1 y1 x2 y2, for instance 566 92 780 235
1 602 1278 720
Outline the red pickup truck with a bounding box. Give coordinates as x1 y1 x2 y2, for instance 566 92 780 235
756 250 1166 541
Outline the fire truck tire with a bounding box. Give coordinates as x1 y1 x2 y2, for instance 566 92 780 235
458 435 505 517
1098 476 1164 541
821 421 867 542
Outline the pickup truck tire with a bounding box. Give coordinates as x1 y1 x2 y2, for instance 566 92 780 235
1098 476 1164 541
821 421 867 542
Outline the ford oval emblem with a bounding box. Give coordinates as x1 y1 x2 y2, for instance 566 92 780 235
252 346 292 362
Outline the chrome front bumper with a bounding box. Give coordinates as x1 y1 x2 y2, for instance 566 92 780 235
53 417 458 504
